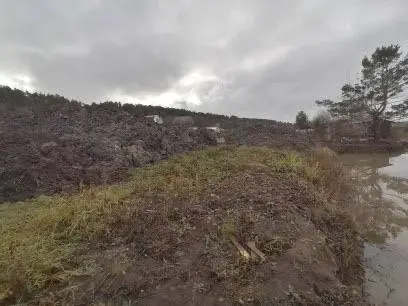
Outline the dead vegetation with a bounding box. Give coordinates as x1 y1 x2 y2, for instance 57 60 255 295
0 146 364 305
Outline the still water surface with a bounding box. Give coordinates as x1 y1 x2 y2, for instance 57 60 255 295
341 153 408 306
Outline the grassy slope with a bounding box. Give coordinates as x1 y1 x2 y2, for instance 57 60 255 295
0 146 362 304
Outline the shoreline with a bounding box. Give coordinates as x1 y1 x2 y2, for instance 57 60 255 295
326 142 407 154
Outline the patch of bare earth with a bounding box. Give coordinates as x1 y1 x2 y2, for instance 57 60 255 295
39 168 363 305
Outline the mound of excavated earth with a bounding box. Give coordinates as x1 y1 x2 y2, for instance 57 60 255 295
0 147 364 305
0 100 311 203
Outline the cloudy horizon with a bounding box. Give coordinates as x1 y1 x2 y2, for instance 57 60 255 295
1 0 408 121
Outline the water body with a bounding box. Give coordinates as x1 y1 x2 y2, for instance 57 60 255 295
341 153 408 305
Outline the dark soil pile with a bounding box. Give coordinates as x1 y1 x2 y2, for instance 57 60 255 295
0 91 311 203
0 104 220 202
224 118 311 150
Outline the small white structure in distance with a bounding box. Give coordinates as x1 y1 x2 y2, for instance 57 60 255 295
206 126 226 144
145 115 163 124
205 126 223 133
172 116 194 125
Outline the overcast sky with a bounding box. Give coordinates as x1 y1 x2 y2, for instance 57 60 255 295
1 0 408 121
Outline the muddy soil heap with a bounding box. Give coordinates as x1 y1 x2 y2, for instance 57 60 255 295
0 147 363 305
0 86 311 203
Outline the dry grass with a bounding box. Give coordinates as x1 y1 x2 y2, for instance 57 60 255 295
0 146 361 303
301 148 362 284
303 148 351 203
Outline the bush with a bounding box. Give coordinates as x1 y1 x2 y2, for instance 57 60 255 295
295 111 310 129
311 111 331 138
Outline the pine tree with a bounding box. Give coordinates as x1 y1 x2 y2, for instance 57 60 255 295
316 44 408 141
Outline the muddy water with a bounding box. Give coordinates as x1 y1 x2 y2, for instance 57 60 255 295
341 153 408 305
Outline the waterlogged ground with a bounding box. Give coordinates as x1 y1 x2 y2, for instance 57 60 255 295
341 153 408 305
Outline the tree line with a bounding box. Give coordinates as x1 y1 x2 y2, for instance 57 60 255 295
0 85 231 121
296 44 408 141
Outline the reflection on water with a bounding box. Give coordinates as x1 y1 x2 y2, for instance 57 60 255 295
341 153 408 305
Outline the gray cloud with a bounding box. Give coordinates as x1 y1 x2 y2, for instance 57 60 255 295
1 0 408 121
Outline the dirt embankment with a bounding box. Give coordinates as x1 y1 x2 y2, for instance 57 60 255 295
327 141 407 154
0 104 219 203
0 101 311 204
0 147 364 305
